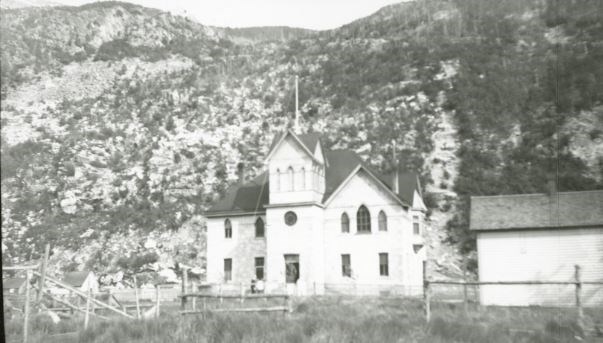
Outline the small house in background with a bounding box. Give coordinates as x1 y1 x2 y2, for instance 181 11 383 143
63 271 99 293
3 277 27 295
50 271 99 295
470 190 603 307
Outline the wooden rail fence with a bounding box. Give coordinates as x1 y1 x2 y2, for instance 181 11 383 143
422 264 603 322
179 293 292 315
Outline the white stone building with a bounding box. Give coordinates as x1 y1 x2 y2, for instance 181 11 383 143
470 190 603 307
205 130 427 295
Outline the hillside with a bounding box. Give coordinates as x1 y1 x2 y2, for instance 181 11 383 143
1 0 602 285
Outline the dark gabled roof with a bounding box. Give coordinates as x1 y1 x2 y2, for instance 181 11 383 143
206 172 270 214
205 135 423 216
470 190 603 231
62 271 93 287
3 278 26 289
380 171 422 206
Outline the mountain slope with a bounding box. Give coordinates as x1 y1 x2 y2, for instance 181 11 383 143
1 0 602 284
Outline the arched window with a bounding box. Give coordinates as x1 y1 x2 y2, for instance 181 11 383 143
275 169 280 191
357 205 371 233
378 211 387 231
287 166 294 191
255 217 265 238
341 212 350 233
300 167 306 190
224 219 232 238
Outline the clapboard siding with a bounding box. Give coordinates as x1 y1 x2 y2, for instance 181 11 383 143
477 227 603 307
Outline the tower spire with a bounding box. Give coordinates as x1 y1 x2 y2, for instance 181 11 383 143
294 75 300 134
392 140 399 194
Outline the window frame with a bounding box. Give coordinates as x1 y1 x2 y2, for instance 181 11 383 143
341 254 351 277
341 212 350 233
413 215 420 235
255 217 265 238
255 257 265 280
356 205 371 233
379 253 389 277
224 258 232 282
224 219 232 239
378 210 388 231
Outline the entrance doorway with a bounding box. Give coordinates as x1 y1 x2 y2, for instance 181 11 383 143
284 254 300 284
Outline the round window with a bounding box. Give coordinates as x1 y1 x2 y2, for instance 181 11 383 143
284 211 297 226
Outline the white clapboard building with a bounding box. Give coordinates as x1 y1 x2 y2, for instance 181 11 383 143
205 130 427 295
470 190 603 307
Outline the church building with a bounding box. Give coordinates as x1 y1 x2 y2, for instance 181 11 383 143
205 130 427 295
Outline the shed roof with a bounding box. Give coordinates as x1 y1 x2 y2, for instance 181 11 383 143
206 133 422 216
3 277 26 289
470 190 603 231
62 271 93 287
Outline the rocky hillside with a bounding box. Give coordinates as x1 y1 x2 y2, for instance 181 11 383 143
1 0 602 285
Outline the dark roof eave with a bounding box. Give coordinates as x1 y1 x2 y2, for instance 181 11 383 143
204 210 267 218
471 223 603 232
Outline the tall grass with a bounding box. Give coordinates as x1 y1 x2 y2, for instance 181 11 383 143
5 297 601 343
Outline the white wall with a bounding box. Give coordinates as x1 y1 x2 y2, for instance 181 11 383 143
268 136 324 204
477 227 603 307
323 170 423 295
206 215 267 285
265 204 325 295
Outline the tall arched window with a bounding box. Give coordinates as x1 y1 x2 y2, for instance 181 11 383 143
275 169 281 191
224 219 232 238
255 217 265 238
341 212 350 233
357 205 371 233
300 167 306 190
378 210 387 231
287 166 294 191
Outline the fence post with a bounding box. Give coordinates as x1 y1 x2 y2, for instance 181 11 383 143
84 287 91 329
575 265 583 321
463 270 469 315
133 276 141 319
36 244 50 304
181 268 188 310
155 285 160 319
423 261 430 322
23 269 31 343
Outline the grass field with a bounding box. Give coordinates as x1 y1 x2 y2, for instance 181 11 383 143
4 297 602 342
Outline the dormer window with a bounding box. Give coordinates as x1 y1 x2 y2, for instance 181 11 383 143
357 205 371 233
224 219 232 238
378 210 387 231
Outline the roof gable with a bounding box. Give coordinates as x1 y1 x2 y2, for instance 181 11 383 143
266 130 323 164
470 190 603 231
63 271 93 287
205 136 423 216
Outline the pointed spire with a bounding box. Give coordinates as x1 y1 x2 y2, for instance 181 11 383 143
294 75 300 134
392 140 399 194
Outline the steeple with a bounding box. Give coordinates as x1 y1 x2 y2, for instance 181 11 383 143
392 140 399 194
294 75 300 134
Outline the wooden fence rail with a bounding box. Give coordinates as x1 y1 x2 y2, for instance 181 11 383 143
179 293 292 315
422 264 603 322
